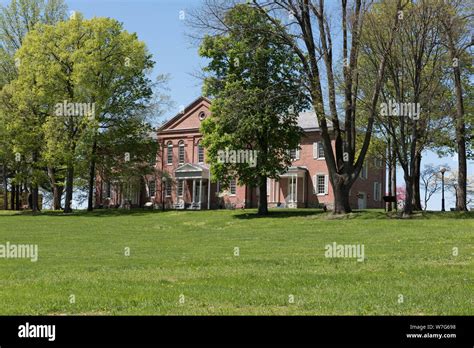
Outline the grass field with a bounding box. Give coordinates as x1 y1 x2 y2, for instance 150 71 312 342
0 209 472 315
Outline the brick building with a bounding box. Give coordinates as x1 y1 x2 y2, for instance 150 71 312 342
96 97 385 210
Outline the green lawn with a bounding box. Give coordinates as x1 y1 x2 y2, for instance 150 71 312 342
0 209 472 315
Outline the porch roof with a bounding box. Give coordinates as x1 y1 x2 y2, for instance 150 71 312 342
175 163 210 179
280 166 308 178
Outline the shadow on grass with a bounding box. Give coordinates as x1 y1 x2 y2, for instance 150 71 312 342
0 208 165 218
233 209 326 219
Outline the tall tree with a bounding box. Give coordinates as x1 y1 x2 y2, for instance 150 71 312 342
199 4 308 215
0 0 68 211
246 0 404 214
438 0 472 211
359 0 450 215
11 13 157 213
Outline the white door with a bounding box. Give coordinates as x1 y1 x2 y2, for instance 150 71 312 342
358 192 367 209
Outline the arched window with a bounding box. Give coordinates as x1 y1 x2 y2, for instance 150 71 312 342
178 141 185 164
166 142 173 165
198 142 204 163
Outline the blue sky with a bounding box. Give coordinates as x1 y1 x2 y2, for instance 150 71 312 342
1 0 472 210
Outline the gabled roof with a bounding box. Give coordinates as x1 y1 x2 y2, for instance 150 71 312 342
158 96 211 133
175 163 210 179
297 111 334 131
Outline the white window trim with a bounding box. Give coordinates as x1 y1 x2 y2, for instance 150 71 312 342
198 144 204 164
317 141 325 160
178 142 185 164
229 179 237 196
313 142 318 159
167 143 173 166
316 173 328 196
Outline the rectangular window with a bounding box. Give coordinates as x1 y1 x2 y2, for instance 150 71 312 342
167 144 173 165
318 141 325 158
198 144 204 163
149 180 156 197
165 181 172 197
178 143 185 164
289 147 300 161
375 158 383 168
289 148 297 161
315 174 328 195
374 182 381 201
360 162 368 179
317 175 326 195
230 179 237 195
177 180 184 197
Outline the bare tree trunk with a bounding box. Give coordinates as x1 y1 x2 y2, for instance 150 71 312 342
333 178 351 214
258 176 268 215
403 175 414 217
442 15 467 211
413 152 422 211
453 64 467 211
387 139 392 212
10 182 15 210
391 141 397 211
64 164 74 213
48 167 62 210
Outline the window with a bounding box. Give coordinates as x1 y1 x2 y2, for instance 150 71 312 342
198 143 204 163
360 162 368 179
289 146 300 161
230 179 237 195
374 157 383 168
178 141 185 164
318 142 325 159
373 182 381 201
167 142 173 165
149 180 156 197
165 180 172 197
314 174 328 195
177 180 184 197
199 111 206 121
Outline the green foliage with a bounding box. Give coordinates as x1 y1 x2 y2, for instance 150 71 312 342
199 4 308 188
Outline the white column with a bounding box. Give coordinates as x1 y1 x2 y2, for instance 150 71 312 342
295 175 298 206
199 179 203 208
192 179 196 204
207 179 211 210
303 174 305 206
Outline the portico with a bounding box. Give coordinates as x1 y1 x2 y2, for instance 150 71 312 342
279 166 308 208
174 163 211 209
